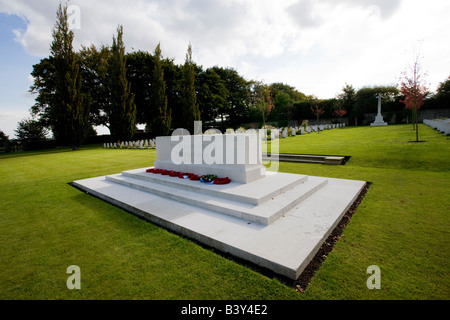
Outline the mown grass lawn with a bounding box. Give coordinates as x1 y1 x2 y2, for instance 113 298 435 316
0 124 449 300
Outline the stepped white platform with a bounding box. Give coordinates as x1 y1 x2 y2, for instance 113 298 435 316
73 168 366 280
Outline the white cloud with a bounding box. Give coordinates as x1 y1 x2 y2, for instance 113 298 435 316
1 0 449 100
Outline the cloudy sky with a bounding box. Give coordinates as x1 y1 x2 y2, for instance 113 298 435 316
1 0 449 137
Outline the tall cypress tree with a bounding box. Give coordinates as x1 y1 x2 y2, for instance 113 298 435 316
50 3 89 149
109 25 136 141
151 43 172 136
183 43 201 134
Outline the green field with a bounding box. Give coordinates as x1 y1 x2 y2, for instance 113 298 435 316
1 124 449 300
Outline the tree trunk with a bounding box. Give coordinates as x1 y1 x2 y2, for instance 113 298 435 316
415 108 419 142
317 115 319 133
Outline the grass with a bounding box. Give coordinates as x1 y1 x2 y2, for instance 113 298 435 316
0 124 449 300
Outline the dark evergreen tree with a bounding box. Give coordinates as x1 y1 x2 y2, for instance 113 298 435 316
182 43 201 134
50 3 89 149
150 43 172 136
108 25 136 141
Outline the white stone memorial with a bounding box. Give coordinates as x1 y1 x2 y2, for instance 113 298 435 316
154 134 265 184
73 131 366 280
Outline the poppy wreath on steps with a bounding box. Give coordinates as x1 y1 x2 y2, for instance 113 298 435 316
213 177 231 185
145 168 230 184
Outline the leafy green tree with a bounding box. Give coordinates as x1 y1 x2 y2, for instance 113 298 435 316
29 57 56 127
197 68 228 129
79 44 111 129
108 25 136 141
163 58 185 131
210 66 250 128
126 50 155 126
270 83 306 102
269 83 307 125
49 3 89 149
435 76 450 108
0 130 8 143
336 83 356 120
182 43 201 133
0 130 10 152
272 92 292 124
150 43 172 136
247 80 274 128
14 118 49 142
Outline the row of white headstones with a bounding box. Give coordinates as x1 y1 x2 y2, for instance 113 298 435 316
261 122 346 139
423 118 450 135
104 139 157 149
103 123 346 149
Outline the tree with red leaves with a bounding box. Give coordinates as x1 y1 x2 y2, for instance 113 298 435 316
333 100 348 119
247 80 274 129
310 101 325 133
399 52 428 142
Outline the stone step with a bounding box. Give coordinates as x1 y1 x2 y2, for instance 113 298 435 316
105 173 327 225
120 168 307 205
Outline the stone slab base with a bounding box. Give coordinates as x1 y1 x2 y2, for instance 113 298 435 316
73 168 366 280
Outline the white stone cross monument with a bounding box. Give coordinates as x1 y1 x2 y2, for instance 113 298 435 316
371 93 388 126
